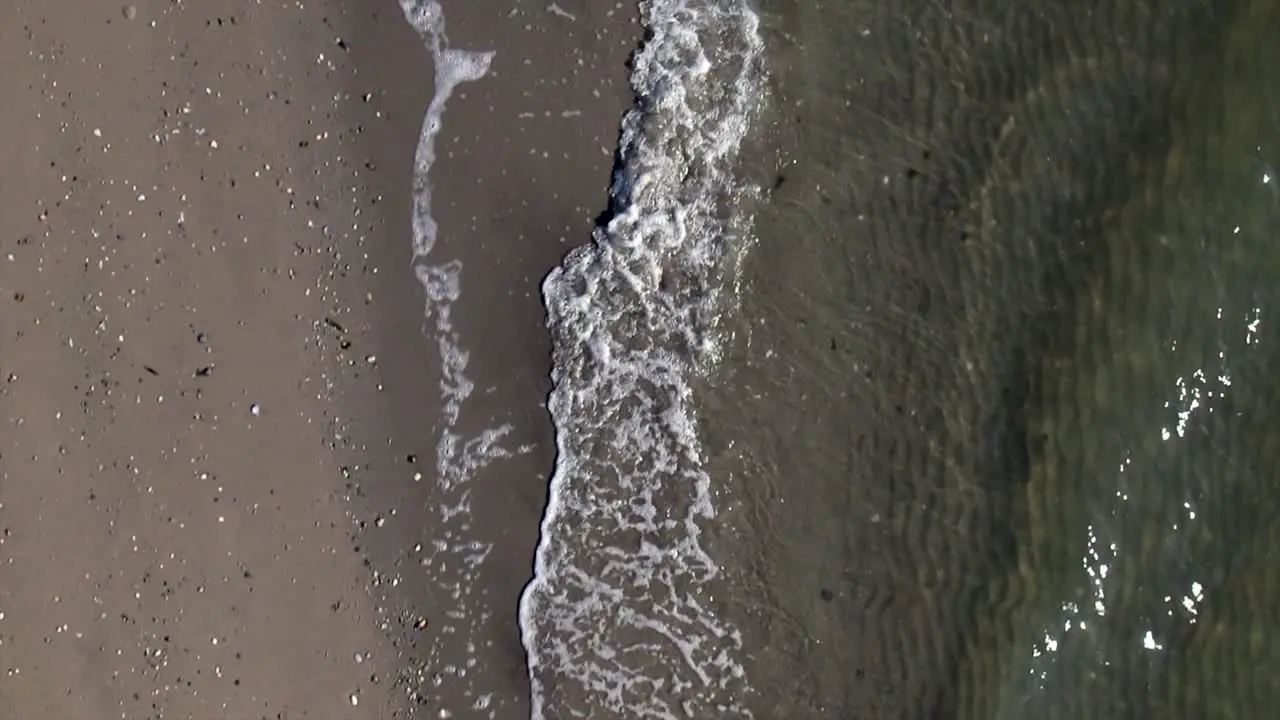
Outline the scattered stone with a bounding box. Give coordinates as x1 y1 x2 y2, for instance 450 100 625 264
122 5 137 21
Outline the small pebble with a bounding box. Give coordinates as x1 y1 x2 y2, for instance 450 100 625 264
122 5 137 20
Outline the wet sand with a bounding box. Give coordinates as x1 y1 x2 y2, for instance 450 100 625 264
0 1 634 718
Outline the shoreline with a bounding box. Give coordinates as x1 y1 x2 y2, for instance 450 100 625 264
343 1 640 715
0 1 639 718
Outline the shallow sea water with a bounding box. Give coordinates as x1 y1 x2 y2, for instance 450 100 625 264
520 1 765 718
700 0 1280 717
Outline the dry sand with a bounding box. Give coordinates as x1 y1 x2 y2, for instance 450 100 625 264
0 1 634 718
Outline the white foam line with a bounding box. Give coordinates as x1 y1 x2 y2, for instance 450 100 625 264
402 0 493 261
396 2 532 716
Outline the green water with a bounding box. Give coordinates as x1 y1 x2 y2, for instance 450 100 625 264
703 0 1280 717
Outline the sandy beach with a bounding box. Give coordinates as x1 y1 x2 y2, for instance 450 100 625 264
0 1 634 718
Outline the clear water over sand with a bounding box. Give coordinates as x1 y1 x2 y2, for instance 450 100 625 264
687 0 1280 716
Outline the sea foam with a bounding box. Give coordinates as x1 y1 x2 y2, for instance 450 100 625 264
518 0 767 717
398 1 531 716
